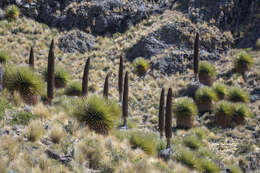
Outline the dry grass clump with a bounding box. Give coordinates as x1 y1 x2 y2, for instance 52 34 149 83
49 124 66 143
32 103 51 119
27 120 45 142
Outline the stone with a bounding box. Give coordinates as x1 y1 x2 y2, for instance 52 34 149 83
158 148 173 161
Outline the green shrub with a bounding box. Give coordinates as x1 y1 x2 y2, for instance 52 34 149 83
64 81 82 96
173 147 200 169
0 51 10 63
199 159 220 173
195 87 218 103
198 61 216 77
183 135 205 150
173 97 198 117
5 5 20 19
256 39 260 50
73 95 121 134
190 127 208 140
43 66 71 88
228 87 249 103
129 131 157 156
133 57 150 76
11 111 35 125
214 101 234 118
0 98 12 120
4 66 43 102
227 165 243 173
234 52 254 72
213 83 228 99
233 103 252 118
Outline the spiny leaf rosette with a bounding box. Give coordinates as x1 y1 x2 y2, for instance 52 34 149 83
234 52 254 74
213 83 229 100
214 101 234 128
73 95 121 135
198 61 216 86
4 66 43 105
173 97 198 129
195 87 218 113
228 87 249 103
233 103 252 125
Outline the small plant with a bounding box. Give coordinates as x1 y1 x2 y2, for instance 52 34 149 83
11 111 35 125
129 131 157 156
43 66 71 89
133 57 150 76
4 66 43 105
228 87 249 103
200 159 220 173
214 101 234 128
0 51 10 64
226 165 243 173
27 120 45 142
213 83 229 100
233 103 252 125
173 97 198 129
234 52 254 74
73 95 121 135
183 134 205 150
256 38 260 50
195 87 217 112
0 98 12 120
174 147 200 169
198 61 216 86
5 5 20 20
49 125 66 143
65 81 82 96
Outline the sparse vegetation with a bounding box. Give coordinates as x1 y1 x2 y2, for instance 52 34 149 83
198 61 216 86
234 52 254 74
0 51 10 64
228 87 250 103
133 57 150 76
11 111 35 125
173 97 198 129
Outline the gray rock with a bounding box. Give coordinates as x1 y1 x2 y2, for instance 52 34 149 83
158 148 173 161
0 8 5 20
178 80 204 98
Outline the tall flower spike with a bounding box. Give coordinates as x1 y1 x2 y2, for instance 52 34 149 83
47 39 55 105
29 46 34 69
193 33 200 80
158 88 165 138
118 56 123 102
165 88 172 148
103 72 110 100
82 58 90 97
122 71 128 127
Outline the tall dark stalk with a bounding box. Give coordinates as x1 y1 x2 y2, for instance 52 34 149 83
118 56 123 102
103 72 110 100
82 58 90 97
165 88 172 148
193 33 200 80
158 88 165 138
122 71 128 127
29 46 34 69
47 39 55 105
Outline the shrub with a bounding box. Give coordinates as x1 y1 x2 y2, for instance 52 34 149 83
198 61 216 86
0 51 10 64
4 66 43 105
233 103 252 125
173 147 200 169
227 165 243 173
129 131 157 156
73 95 121 134
195 87 218 104
228 87 249 103
199 159 220 173
11 111 35 125
183 135 204 150
5 5 20 19
234 52 254 73
256 39 260 50
49 125 66 143
214 101 234 128
133 57 150 76
65 81 82 96
213 83 228 100
43 66 71 88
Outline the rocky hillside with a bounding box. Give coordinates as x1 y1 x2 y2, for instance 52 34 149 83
0 0 259 173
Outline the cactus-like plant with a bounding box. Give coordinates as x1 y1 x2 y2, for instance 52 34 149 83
73 95 121 135
198 61 216 86
122 72 128 127
5 5 20 20
29 46 34 69
234 52 254 74
228 87 249 103
133 57 150 76
118 56 123 102
82 58 90 97
47 39 55 105
3 66 43 105
193 33 200 80
103 72 110 100
213 83 229 100
158 88 165 138
165 88 172 148
214 101 234 128
173 97 198 129
195 87 218 113
233 103 252 125
0 51 10 64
